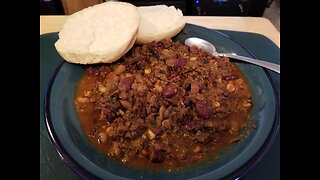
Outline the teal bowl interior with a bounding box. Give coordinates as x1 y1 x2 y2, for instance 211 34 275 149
45 24 279 180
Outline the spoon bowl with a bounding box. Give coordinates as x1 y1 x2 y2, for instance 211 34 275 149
185 37 280 74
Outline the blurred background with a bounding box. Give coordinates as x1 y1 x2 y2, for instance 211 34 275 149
40 0 279 30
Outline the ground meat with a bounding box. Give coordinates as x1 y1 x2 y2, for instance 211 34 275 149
75 39 252 171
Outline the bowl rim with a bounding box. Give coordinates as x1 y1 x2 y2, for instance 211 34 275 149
44 62 100 180
44 29 280 180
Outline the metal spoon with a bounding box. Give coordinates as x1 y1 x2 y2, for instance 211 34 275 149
185 37 280 74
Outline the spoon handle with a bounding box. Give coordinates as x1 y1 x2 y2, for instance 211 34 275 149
220 53 280 74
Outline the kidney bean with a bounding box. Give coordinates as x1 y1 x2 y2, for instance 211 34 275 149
195 101 212 119
102 108 115 123
169 71 178 79
163 85 178 98
166 58 187 67
118 77 135 91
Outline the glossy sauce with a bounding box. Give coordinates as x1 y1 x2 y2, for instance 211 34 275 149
75 40 252 171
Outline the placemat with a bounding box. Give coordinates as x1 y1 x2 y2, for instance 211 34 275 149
40 30 280 180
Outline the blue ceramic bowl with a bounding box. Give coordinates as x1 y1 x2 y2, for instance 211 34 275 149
45 24 279 180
